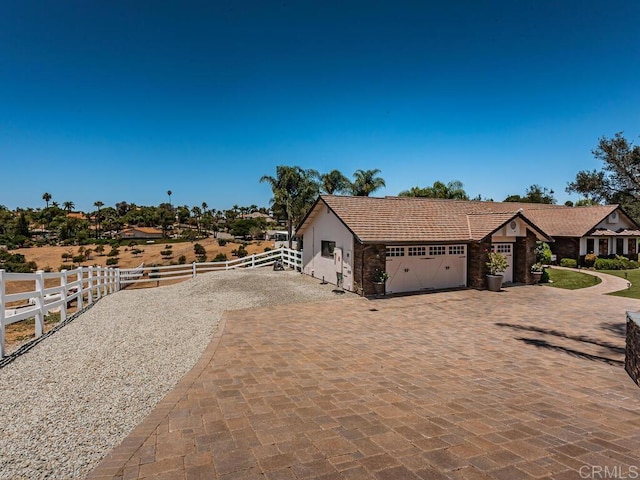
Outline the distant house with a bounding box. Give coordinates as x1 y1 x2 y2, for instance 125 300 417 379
245 212 276 223
120 227 164 239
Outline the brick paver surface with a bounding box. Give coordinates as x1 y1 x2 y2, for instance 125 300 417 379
87 285 640 479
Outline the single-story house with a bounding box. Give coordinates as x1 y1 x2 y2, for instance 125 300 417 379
297 196 553 296
510 204 640 262
120 227 164 239
296 196 640 296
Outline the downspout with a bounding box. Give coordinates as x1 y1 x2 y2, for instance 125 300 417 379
361 241 365 296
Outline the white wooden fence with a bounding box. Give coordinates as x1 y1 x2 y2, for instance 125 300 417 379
0 247 301 358
118 247 301 286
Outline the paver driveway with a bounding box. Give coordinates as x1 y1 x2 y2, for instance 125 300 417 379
88 285 640 480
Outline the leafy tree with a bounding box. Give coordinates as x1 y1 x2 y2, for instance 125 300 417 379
260 166 320 248
567 132 640 219
15 212 30 238
351 169 386 196
194 243 206 261
320 170 351 195
504 185 556 204
399 180 469 199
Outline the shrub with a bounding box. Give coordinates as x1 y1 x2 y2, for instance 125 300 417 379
107 248 119 257
560 258 578 268
106 257 119 266
72 255 85 264
235 246 248 258
264 246 272 252
178 255 187 264
535 242 553 264
213 253 228 262
594 255 639 270
59 264 75 271
217 238 227 246
160 249 173 258
583 253 597 268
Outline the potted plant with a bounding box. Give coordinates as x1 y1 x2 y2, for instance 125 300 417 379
530 262 544 284
486 251 508 292
372 269 389 295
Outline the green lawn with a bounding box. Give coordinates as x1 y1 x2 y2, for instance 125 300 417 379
545 268 602 290
599 269 640 298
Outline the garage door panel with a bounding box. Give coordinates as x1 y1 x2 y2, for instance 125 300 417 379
386 245 467 293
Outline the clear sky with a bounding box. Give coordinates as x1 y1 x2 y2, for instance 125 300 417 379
2 1 639 212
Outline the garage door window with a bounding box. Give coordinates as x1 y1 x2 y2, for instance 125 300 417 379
408 246 426 256
386 247 404 257
449 245 465 255
429 246 446 256
321 241 336 258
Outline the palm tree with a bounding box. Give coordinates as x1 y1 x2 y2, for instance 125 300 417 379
260 166 320 248
191 206 202 235
399 180 468 200
167 190 172 206
42 192 52 209
320 169 351 195
351 169 386 196
63 201 75 215
94 201 104 239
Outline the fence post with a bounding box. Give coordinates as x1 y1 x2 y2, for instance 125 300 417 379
192 262 197 278
0 269 5 358
60 269 68 322
87 266 94 304
225 260 229 271
77 267 84 310
116 268 121 292
35 270 45 338
103 268 108 297
251 254 255 268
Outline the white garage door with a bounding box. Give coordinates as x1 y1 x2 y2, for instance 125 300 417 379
385 245 467 294
491 243 513 283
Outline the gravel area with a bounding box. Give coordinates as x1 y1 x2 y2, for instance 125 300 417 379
0 269 352 480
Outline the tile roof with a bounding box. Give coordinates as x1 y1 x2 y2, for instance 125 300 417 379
298 196 546 243
297 196 632 244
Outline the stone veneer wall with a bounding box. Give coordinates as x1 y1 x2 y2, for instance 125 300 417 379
353 243 386 296
551 237 580 263
628 239 638 260
625 312 640 387
514 229 538 284
468 239 492 289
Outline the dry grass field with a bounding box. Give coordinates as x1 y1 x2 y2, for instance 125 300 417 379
2 238 276 348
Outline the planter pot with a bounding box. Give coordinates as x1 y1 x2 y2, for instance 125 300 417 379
531 272 543 284
373 282 385 295
486 274 503 292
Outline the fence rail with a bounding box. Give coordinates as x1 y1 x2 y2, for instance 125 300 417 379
0 247 301 358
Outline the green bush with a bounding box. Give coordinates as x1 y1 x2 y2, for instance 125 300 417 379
213 253 228 262
594 255 639 270
106 257 119 266
178 255 187 264
535 242 553 264
59 264 75 271
236 246 248 258
217 238 227 246
560 258 577 268
584 253 597 268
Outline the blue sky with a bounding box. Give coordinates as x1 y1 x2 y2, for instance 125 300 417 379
1 1 639 212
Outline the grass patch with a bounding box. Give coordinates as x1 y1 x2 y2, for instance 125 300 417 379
545 268 602 290
599 269 640 298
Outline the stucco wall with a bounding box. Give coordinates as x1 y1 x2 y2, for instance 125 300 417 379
301 208 354 291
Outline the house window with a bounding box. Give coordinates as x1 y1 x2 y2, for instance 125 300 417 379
386 247 404 257
408 246 426 256
429 246 446 256
449 245 465 255
321 241 336 258
586 238 594 254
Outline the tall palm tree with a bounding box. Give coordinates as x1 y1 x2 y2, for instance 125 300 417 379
94 200 104 239
260 165 320 248
42 192 52 209
399 180 469 200
351 169 386 196
320 169 351 195
167 190 172 206
191 206 202 235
